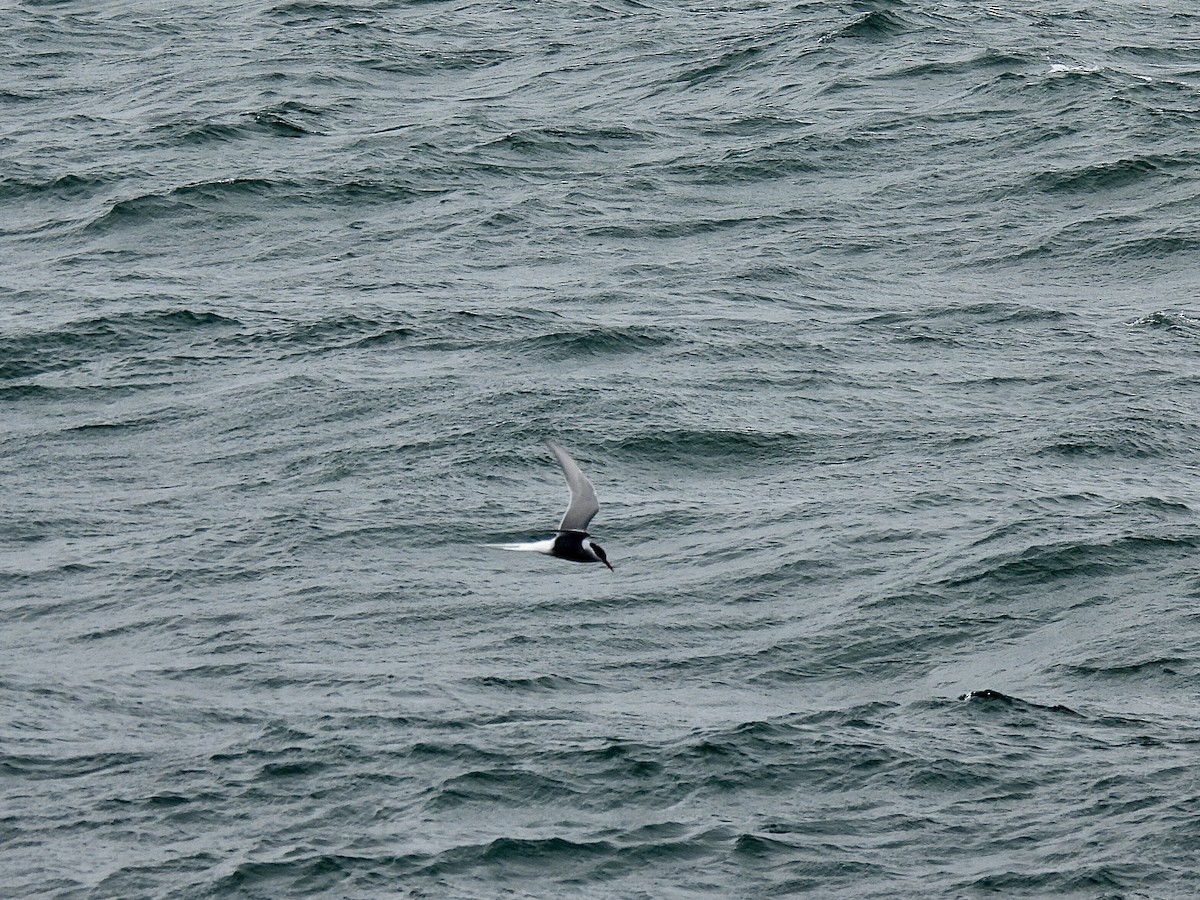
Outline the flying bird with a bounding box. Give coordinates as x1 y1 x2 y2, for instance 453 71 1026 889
490 440 614 571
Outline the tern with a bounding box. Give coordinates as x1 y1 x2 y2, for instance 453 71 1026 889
490 440 614 571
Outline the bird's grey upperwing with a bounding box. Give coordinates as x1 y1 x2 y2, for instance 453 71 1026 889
545 440 600 533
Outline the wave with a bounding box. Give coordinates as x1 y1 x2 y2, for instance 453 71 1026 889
892 48 1030 78
362 48 513 75
474 123 650 157
232 312 417 353
1110 231 1200 259
667 137 824 184
84 178 292 231
944 533 1200 591
425 769 582 812
514 324 674 358
856 300 1070 329
835 8 913 42
0 309 240 381
1032 151 1199 193
1128 310 1200 335
1040 419 1200 459
196 819 729 895
618 427 806 463
1052 656 1188 680
1 750 150 781
467 673 604 693
249 101 327 137
0 172 109 202
145 120 248 145
671 44 766 89
957 689 1083 717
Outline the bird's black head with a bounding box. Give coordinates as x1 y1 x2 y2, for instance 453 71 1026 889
591 541 614 571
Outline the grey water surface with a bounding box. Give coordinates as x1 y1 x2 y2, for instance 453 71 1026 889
3 1 1200 897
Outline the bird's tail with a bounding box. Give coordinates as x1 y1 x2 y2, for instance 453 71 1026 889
485 539 554 553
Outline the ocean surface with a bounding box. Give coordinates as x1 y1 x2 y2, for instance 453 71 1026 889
3 1 1200 897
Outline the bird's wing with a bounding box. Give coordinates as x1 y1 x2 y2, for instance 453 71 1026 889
546 440 600 532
